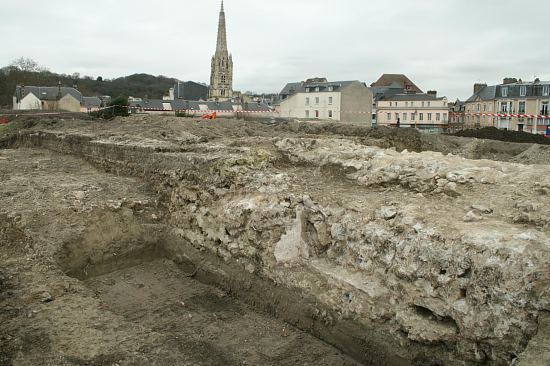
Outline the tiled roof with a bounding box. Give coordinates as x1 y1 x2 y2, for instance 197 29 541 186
18 86 82 102
370 74 423 94
279 80 357 96
129 99 271 112
383 93 444 101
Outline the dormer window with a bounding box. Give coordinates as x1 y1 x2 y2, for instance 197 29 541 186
543 85 550 96
305 88 310 93
328 86 334 92
315 87 319 92
502 87 508 97
520 85 527 97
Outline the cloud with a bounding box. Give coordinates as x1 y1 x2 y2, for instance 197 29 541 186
1 0 548 100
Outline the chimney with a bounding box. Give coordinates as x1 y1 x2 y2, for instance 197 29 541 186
503 77 518 85
474 83 487 94
427 90 437 98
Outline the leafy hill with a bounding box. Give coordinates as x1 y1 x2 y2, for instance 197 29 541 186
0 63 179 107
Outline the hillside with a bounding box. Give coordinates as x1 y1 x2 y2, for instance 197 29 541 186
0 67 179 107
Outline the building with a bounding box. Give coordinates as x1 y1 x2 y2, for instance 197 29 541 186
464 78 550 134
128 99 272 118
369 74 423 125
208 1 233 101
81 96 102 113
376 92 449 130
13 85 82 112
370 74 423 94
172 81 208 101
278 78 373 123
448 99 465 131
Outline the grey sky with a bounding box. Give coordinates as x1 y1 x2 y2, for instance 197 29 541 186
1 0 548 100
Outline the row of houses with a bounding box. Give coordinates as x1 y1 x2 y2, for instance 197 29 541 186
11 75 550 136
275 74 450 131
275 74 550 136
13 85 106 113
461 78 550 135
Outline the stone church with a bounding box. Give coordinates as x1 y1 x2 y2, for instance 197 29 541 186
208 1 233 101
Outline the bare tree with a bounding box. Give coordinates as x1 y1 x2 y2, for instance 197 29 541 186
10 57 48 72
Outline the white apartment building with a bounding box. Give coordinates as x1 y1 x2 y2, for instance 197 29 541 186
376 93 449 129
278 78 372 123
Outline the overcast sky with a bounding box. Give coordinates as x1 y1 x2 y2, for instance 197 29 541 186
2 0 549 100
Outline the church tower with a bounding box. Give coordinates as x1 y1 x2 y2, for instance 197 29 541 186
208 1 233 101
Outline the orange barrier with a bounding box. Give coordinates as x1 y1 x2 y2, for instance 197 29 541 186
201 111 217 120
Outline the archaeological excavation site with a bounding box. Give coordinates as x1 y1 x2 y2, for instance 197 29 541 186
1 115 550 366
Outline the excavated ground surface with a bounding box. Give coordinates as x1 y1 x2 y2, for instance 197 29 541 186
1 115 550 366
0 148 358 366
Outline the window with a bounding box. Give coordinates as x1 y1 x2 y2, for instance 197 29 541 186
421 101 425 107
387 113 391 121
403 113 407 121
502 87 508 97
305 97 310 106
483 104 486 112
443 113 447 121
411 102 414 107
542 102 549 115
427 113 432 121
305 110 310 118
436 113 441 121
395 113 399 121
500 102 508 113
411 113 416 120
543 85 550 96
477 104 481 112
315 110 319 118
328 110 333 118
389 102 392 107
419 113 424 121
328 97 333 105
315 97 319 105
306 88 310 93
518 101 526 114
315 87 320 92
520 86 527 97
405 102 409 107
427 101 431 107
328 86 333 92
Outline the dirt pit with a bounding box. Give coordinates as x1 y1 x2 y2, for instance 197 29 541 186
80 257 359 366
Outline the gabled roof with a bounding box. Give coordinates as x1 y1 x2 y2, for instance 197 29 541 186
129 99 271 112
370 74 423 93
279 80 358 96
17 85 82 102
465 85 496 102
384 93 445 101
82 96 102 108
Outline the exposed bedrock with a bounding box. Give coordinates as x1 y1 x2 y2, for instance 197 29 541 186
4 129 550 365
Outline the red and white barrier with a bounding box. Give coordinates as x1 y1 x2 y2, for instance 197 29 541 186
451 112 550 119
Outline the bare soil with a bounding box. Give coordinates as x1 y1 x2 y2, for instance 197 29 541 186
1 115 549 366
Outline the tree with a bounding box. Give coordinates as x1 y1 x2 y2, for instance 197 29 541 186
109 96 129 117
10 57 48 72
96 76 103 82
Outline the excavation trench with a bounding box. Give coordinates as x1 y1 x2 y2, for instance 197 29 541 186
56 232 401 366
2 124 550 365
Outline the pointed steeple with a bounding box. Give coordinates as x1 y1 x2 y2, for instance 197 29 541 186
216 1 227 53
209 1 233 101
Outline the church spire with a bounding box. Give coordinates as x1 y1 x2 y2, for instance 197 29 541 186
216 1 227 53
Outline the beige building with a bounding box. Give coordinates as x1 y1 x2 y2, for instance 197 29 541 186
278 78 372 122
208 1 233 101
13 85 82 112
464 79 550 134
376 92 449 129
